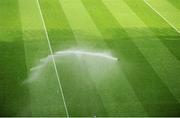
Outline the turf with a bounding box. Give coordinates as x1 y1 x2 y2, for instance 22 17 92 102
0 0 180 117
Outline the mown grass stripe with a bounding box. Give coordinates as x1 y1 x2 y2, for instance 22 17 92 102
58 0 108 116
59 0 107 49
38 0 77 52
82 0 148 116
19 0 68 116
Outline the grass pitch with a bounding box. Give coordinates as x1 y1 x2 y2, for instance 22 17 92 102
0 0 180 117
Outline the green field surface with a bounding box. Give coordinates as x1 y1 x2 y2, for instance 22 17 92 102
0 0 180 117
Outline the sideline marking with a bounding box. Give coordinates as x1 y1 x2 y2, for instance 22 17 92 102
36 0 69 117
144 0 180 34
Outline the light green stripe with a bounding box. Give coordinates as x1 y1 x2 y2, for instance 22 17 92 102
59 0 107 49
81 0 149 116
19 0 43 30
19 0 66 116
59 0 101 35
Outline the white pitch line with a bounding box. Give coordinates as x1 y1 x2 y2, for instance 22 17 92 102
144 0 180 34
36 0 69 117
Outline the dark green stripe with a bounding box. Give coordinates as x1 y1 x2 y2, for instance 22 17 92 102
0 0 30 116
